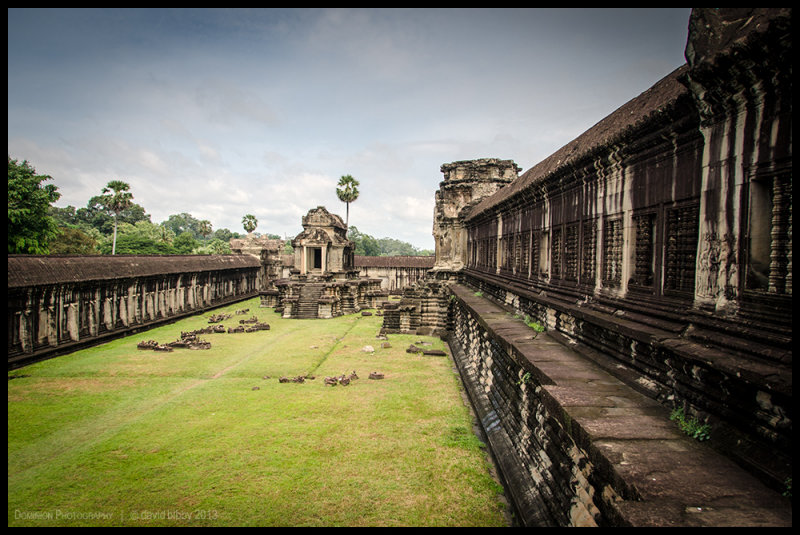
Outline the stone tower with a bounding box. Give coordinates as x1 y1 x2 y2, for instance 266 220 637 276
382 158 520 336
432 158 521 273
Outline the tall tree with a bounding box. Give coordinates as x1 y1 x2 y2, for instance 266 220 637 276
8 157 61 254
242 214 258 234
79 196 149 236
198 219 213 241
336 174 360 228
99 180 134 255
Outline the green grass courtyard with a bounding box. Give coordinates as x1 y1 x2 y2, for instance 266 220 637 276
8 297 508 527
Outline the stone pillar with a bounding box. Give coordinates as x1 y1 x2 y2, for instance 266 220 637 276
682 8 792 313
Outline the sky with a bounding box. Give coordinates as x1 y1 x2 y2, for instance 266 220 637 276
8 8 692 250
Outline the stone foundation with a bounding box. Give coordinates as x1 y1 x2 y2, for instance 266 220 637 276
380 279 451 336
448 283 791 527
273 277 387 319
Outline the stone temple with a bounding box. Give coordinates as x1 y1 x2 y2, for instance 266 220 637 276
271 206 386 318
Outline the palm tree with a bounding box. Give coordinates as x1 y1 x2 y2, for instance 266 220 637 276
99 180 133 255
199 220 213 242
336 174 359 228
242 214 258 235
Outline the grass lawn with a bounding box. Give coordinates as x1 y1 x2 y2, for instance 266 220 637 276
8 297 508 527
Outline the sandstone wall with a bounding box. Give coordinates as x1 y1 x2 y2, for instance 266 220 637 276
354 255 434 293
448 284 791 526
452 8 792 491
8 255 261 369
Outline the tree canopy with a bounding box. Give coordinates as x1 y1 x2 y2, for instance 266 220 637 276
8 156 61 254
98 180 134 255
348 226 432 257
10 156 427 257
336 174 359 228
242 214 258 234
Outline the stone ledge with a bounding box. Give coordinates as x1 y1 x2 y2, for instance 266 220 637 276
448 283 791 527
461 272 791 490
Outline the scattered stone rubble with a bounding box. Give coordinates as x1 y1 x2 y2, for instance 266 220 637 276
138 310 270 351
137 340 172 352
208 313 232 323
406 343 447 356
324 370 359 386
167 333 212 350
279 375 308 383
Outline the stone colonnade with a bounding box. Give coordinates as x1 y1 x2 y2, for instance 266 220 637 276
8 255 261 368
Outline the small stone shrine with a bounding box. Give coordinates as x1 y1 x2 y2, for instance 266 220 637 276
270 207 387 318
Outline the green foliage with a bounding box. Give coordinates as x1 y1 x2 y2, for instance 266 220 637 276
172 231 199 254
49 226 101 255
100 180 134 215
98 180 134 255
524 316 545 333
242 213 258 234
783 477 792 499
510 311 546 335
516 371 532 386
8 156 61 254
76 197 150 235
193 238 232 255
198 219 212 239
336 174 360 204
163 212 212 241
104 233 175 255
348 225 433 257
10 156 418 257
670 407 711 441
97 221 175 255
336 174 360 227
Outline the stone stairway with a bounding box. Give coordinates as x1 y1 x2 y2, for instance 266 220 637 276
295 283 324 318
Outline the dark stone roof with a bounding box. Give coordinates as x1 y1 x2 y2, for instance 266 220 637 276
8 254 261 288
355 256 435 268
467 64 691 219
465 8 791 222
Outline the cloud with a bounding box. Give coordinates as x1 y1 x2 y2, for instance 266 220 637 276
194 80 281 127
8 8 692 250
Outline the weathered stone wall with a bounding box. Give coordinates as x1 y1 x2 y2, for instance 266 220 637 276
381 279 451 337
433 158 521 273
272 277 386 319
8 255 261 369
272 254 434 294
354 255 434 293
448 283 790 527
386 7 791 508
448 8 793 492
